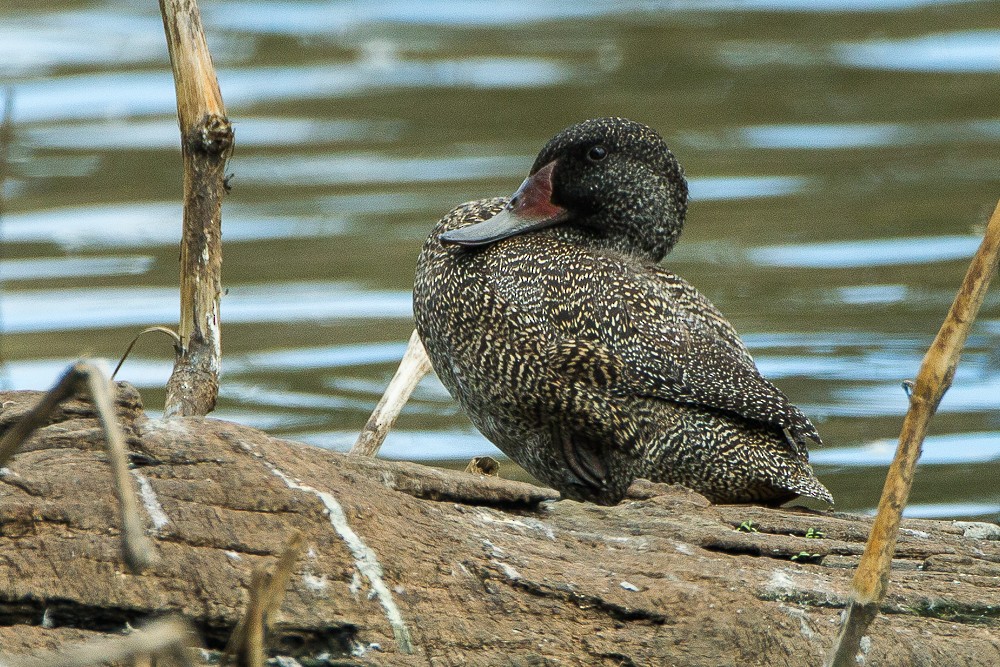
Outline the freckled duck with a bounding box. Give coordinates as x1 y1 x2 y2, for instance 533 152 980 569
413 117 832 506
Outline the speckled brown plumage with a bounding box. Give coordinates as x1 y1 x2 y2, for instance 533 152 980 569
413 117 832 506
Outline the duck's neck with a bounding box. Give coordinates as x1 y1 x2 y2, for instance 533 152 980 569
539 209 683 264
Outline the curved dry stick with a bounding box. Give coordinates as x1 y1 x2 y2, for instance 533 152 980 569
351 329 432 456
0 362 159 572
0 364 81 468
82 362 160 572
826 199 1000 667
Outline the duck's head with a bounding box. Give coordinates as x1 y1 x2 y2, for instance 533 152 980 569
440 117 688 262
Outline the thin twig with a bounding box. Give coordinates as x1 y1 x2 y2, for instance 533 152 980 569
826 199 1000 667
112 326 183 380
0 616 193 667
235 569 267 667
351 330 432 456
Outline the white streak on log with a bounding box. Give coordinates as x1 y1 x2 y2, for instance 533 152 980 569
131 469 170 530
472 507 557 540
900 528 929 539
781 606 817 641
264 462 414 654
349 571 362 598
766 569 798 597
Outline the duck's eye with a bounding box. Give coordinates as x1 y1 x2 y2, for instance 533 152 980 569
587 145 608 162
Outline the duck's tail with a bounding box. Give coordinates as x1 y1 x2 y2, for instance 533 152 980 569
783 465 834 505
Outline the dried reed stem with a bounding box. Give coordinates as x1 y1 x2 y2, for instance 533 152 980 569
0 364 81 467
351 329 432 456
826 199 1000 666
83 363 160 571
159 0 232 417
224 531 305 666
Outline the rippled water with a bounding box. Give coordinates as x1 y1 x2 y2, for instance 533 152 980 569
3 0 999 520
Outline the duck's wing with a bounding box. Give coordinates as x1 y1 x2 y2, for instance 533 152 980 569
541 259 820 447
619 265 821 445
642 265 758 367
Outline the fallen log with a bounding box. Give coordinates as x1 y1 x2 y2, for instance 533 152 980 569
0 386 997 666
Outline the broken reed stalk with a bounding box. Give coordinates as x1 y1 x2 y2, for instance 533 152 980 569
0 616 193 667
224 531 305 667
235 569 267 667
826 198 1000 667
351 329 432 456
0 362 158 572
258 530 306 618
158 0 233 418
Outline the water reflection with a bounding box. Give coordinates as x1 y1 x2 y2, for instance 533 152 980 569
3 204 350 248
239 153 528 187
900 502 1000 519
690 176 810 201
1 358 170 390
4 0 999 520
25 117 398 150
302 429 497 461
206 0 659 31
684 0 974 11
1 283 411 333
740 120 1000 150
235 342 410 371
749 236 981 268
0 10 168 77
836 374 1000 416
812 432 1000 466
0 255 154 281
837 30 1000 72
11 58 575 124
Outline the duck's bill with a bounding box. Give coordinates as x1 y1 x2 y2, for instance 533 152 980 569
440 160 568 247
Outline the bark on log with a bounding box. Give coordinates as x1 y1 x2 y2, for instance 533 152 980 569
0 387 997 666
